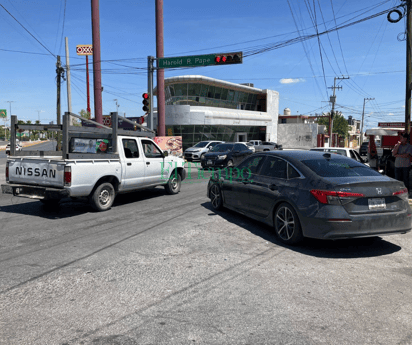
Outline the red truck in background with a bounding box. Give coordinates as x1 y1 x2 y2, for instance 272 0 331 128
365 122 406 178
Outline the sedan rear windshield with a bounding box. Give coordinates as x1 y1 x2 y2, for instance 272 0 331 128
302 159 382 177
211 144 234 152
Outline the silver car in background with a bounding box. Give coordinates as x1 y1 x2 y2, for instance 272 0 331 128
184 140 223 162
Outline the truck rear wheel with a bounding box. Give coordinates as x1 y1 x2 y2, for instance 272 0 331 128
165 172 181 194
90 182 115 211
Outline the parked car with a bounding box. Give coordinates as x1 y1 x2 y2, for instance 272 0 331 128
207 150 411 244
201 142 253 168
184 141 223 162
5 143 22 155
309 147 369 166
359 141 369 156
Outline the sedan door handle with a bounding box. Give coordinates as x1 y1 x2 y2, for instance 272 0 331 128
269 184 278 191
146 162 150 165
127 163 132 166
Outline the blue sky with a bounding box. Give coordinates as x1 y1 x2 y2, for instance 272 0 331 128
0 0 407 130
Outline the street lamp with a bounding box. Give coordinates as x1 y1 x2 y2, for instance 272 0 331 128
113 99 120 113
36 110 44 122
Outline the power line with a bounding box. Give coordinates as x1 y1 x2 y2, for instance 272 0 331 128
0 3 56 58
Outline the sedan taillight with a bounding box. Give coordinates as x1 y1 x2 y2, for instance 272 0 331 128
310 190 364 205
393 188 409 201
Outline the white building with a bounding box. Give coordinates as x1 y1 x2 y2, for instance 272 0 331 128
154 75 279 149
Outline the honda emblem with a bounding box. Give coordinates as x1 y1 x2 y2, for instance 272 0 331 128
376 188 382 195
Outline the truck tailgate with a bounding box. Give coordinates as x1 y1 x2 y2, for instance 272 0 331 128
8 158 65 188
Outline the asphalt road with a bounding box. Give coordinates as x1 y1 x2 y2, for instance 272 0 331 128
0 152 411 344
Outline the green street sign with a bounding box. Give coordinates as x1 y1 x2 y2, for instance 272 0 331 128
158 54 215 69
158 52 242 69
0 109 6 118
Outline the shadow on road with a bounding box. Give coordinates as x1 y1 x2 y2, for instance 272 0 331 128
201 202 402 259
0 188 172 219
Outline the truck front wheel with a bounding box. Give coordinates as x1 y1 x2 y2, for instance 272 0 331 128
90 182 115 211
165 172 181 194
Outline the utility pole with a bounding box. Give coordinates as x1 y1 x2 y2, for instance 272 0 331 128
360 98 374 145
65 37 73 125
56 55 65 150
405 0 412 136
155 0 165 136
328 76 349 146
91 0 103 125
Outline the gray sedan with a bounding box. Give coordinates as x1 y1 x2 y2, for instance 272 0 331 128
207 151 411 244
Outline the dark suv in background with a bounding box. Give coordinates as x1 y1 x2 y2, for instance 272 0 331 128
201 142 253 168
359 141 369 156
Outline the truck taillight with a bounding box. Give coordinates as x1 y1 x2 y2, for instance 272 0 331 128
64 166 71 186
6 162 9 182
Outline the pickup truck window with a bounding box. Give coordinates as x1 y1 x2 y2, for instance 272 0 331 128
122 139 139 158
142 140 163 158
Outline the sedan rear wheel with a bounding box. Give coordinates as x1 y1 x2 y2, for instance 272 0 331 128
274 203 303 245
210 184 223 210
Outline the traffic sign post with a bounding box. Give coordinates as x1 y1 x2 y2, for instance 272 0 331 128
76 45 93 115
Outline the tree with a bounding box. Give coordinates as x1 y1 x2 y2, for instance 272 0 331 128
317 112 349 138
26 120 32 140
32 120 41 140
17 120 25 140
73 109 91 126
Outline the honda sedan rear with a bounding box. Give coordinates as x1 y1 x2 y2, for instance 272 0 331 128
207 151 411 244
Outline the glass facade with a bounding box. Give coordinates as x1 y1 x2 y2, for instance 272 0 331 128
165 83 259 111
166 125 265 150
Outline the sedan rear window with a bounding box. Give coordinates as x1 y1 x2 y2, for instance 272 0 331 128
302 159 382 177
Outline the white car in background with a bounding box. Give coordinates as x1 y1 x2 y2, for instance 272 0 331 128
5 142 22 155
309 147 369 166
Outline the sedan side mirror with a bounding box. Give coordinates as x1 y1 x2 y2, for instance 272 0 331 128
163 151 169 157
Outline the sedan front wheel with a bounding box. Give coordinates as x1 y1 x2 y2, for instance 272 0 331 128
274 203 303 245
209 184 223 210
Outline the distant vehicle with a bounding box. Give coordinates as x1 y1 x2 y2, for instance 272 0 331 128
184 141 224 162
309 147 369 166
238 142 255 153
5 143 22 155
249 140 282 152
201 142 253 168
359 142 369 156
207 150 411 244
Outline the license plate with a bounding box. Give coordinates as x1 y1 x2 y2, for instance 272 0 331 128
368 198 386 210
207 160 212 165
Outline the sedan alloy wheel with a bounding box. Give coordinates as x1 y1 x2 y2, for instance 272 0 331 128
274 203 303 244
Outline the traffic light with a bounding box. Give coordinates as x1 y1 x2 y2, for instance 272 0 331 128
142 92 150 113
214 52 242 65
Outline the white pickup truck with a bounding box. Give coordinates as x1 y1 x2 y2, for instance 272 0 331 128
2 113 186 211
248 140 282 152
